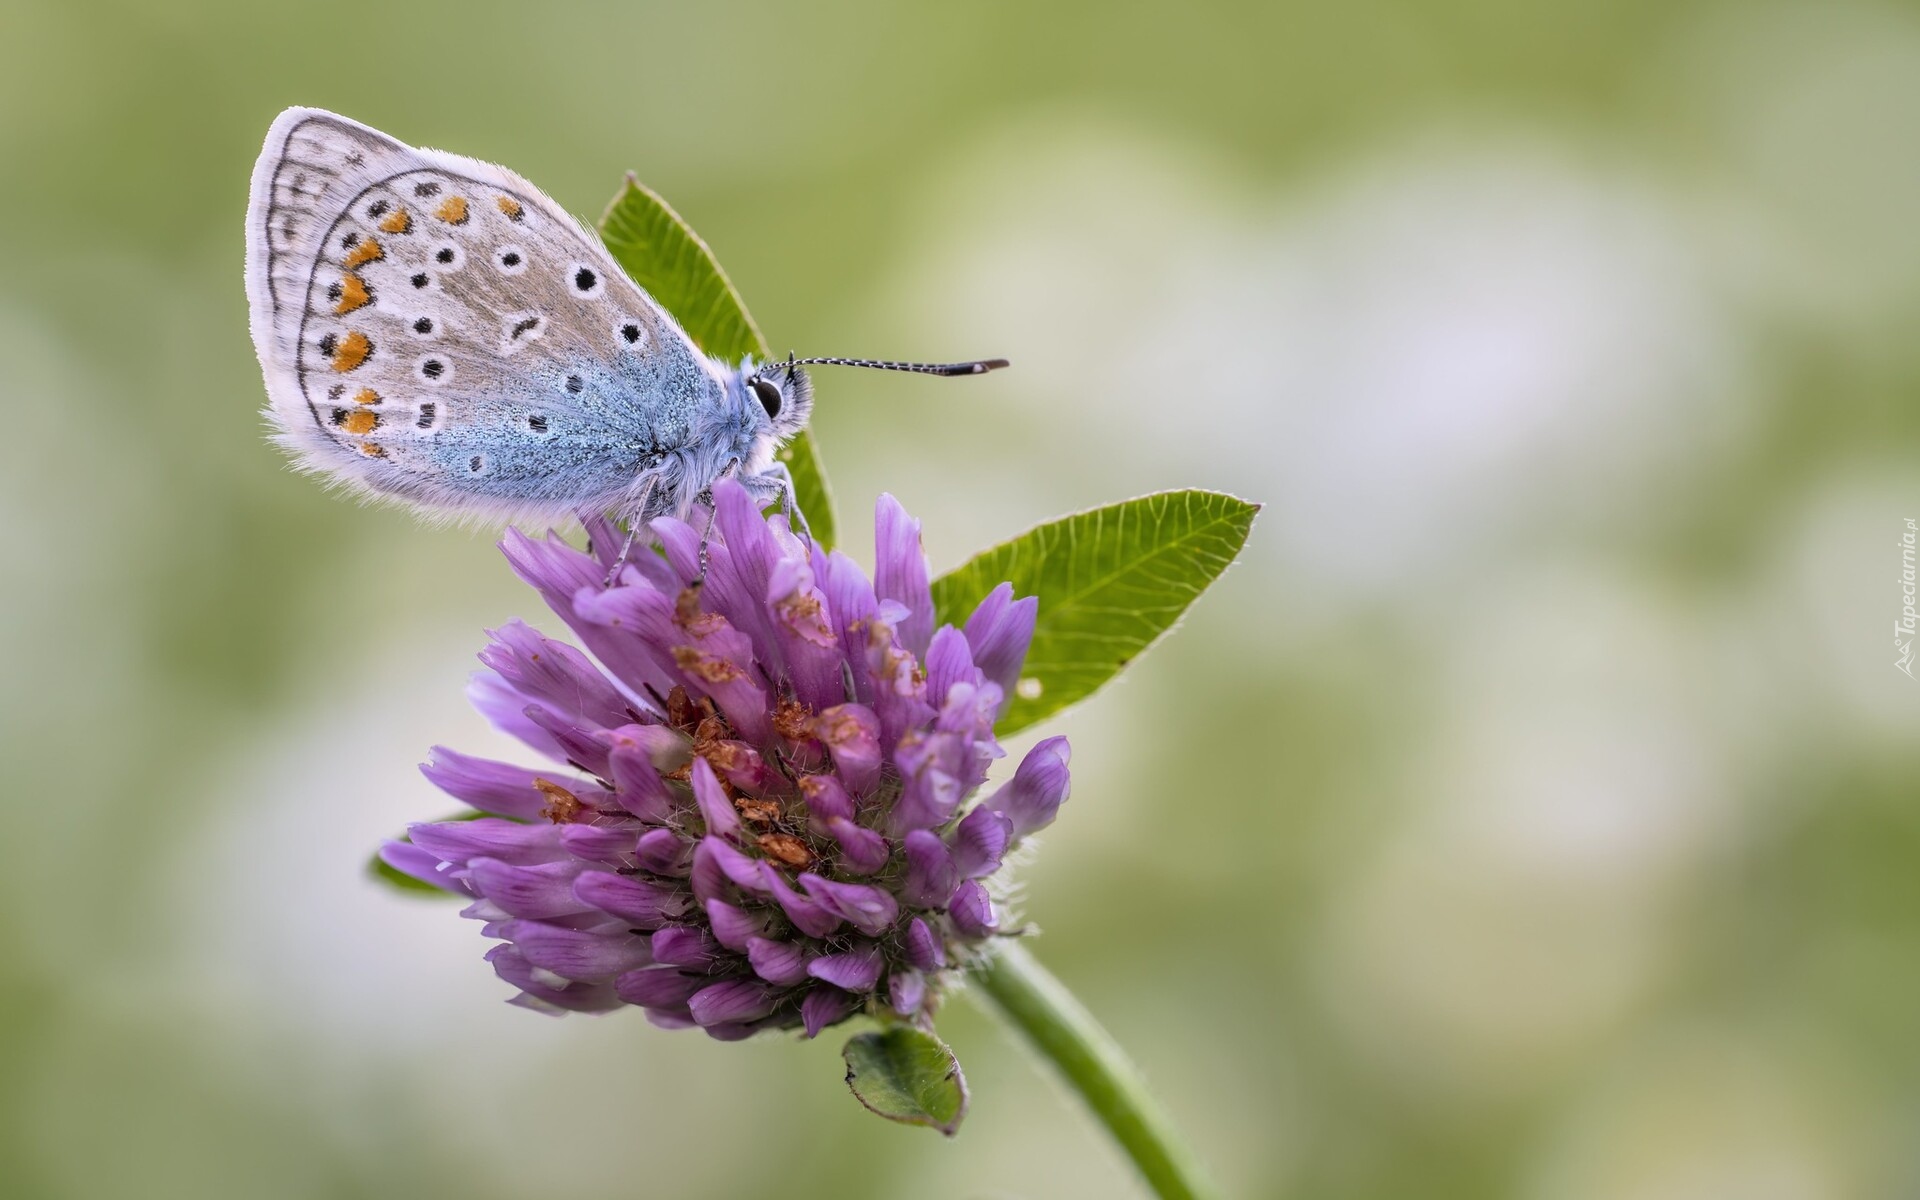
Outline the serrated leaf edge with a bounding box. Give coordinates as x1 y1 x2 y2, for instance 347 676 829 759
933 488 1260 734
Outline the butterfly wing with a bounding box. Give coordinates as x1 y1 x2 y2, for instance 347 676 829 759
244 107 725 522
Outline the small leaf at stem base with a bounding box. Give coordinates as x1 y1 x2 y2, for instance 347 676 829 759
842 1026 970 1135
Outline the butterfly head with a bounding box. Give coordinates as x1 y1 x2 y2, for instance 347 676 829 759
740 356 815 442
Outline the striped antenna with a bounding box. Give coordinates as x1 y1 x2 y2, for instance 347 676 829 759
763 354 1010 379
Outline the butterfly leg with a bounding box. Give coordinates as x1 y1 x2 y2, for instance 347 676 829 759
603 524 640 589
685 456 757 582
574 507 629 587
602 476 662 588
693 493 720 583
744 462 811 549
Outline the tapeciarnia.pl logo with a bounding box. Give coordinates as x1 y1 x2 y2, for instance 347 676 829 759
1899 518 1917 678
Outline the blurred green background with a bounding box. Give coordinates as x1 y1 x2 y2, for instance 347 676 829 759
5 0 1920 1196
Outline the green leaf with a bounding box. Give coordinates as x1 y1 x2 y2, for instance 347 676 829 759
367 811 490 898
931 490 1258 735
842 1026 970 1136
598 176 837 548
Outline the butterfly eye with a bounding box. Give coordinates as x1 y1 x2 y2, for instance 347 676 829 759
750 376 782 419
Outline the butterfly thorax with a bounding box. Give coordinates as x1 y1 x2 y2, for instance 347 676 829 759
622 360 777 521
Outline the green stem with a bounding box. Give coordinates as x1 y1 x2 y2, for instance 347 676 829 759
970 941 1222 1200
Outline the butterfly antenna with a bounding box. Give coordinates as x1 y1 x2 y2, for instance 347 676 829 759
777 355 1010 378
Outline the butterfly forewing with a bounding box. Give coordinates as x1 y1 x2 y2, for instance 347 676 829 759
245 109 720 521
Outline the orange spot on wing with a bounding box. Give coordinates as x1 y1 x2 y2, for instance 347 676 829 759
334 273 371 314
340 409 379 435
434 196 469 224
331 331 372 372
496 195 523 220
359 442 386 457
378 207 412 234
352 388 380 405
342 237 384 268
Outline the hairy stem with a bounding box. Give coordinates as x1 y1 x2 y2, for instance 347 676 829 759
970 942 1221 1200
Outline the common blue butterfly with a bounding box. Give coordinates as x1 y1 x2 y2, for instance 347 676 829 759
244 107 1004 531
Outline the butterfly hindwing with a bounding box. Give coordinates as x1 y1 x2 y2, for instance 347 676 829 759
244 108 723 521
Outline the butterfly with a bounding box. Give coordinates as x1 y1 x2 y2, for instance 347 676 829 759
244 107 1005 532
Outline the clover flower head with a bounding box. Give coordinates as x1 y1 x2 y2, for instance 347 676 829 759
382 481 1071 1038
